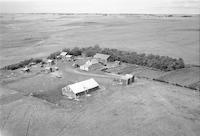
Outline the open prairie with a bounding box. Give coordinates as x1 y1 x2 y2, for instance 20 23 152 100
0 14 199 67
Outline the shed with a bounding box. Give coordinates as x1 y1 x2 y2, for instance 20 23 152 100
55 66 59 71
114 60 121 65
21 67 30 72
93 53 110 64
62 78 99 99
45 67 53 73
29 62 36 66
47 59 54 65
114 74 134 85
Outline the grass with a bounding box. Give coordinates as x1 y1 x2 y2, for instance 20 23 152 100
1 76 200 136
157 66 200 90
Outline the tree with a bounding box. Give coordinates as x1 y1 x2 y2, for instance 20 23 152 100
70 47 82 56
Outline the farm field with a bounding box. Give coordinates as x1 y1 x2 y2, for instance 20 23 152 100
0 13 200 136
0 60 200 136
158 66 200 90
0 14 199 68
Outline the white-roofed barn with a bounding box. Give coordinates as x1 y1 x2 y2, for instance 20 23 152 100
62 78 99 99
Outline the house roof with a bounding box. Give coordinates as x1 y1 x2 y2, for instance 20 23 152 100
90 59 99 64
68 78 99 94
93 53 110 60
60 52 68 56
75 58 90 66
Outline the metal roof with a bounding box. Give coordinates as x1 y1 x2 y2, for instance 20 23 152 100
68 78 99 94
66 55 72 58
60 52 68 56
75 58 90 66
22 67 29 71
47 59 53 63
121 74 134 80
93 53 110 60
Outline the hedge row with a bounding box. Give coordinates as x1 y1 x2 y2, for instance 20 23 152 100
1 58 43 70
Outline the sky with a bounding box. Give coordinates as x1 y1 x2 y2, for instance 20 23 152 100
0 0 199 14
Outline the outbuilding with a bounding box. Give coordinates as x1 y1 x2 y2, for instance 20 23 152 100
60 52 68 57
47 59 54 65
21 67 30 72
45 67 53 73
114 74 134 85
65 55 73 61
62 78 99 99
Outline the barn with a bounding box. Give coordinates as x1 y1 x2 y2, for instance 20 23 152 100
62 78 99 99
93 53 110 64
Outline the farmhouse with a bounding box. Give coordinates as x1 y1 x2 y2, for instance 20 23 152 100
93 53 110 64
74 59 90 67
62 78 99 99
80 63 90 71
80 59 103 71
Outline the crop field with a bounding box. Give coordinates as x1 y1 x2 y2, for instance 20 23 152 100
0 14 199 68
158 66 200 90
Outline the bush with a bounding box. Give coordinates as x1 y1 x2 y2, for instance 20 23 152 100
47 51 61 59
2 58 43 70
70 47 82 56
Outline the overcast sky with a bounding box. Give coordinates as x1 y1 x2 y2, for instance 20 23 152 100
0 0 199 14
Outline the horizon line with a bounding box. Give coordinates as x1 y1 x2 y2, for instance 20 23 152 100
0 12 199 15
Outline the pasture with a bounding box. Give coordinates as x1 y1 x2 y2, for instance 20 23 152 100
0 60 200 136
